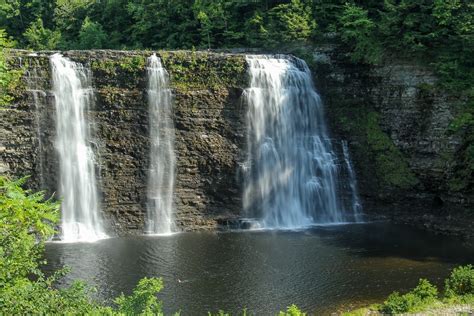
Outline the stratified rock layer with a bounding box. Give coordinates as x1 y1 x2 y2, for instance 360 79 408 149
1 48 472 236
1 50 247 234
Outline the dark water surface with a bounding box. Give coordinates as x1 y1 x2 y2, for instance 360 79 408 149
43 223 474 315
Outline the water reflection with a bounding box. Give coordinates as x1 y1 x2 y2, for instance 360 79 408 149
43 223 474 314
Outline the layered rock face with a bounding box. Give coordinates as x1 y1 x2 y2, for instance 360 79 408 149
1 48 471 235
0 50 247 234
312 46 473 214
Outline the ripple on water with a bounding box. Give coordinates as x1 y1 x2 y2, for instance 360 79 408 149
43 222 474 314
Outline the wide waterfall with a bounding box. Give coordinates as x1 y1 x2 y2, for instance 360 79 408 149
243 55 360 228
145 54 176 234
51 54 107 242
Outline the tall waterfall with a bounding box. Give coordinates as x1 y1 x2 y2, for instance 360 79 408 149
342 140 362 222
51 54 107 242
146 54 176 234
243 55 358 228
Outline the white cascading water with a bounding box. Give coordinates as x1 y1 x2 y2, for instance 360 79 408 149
342 140 362 222
243 55 358 228
51 53 107 242
146 54 176 234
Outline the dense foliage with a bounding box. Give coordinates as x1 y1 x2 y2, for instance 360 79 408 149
380 279 438 314
445 264 474 299
0 176 166 314
380 266 474 314
344 265 474 315
0 30 22 107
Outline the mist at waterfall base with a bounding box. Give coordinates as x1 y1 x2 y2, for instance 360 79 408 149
50 54 107 242
43 222 474 315
243 56 361 228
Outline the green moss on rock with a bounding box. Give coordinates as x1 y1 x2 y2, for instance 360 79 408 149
90 55 146 89
159 51 247 91
365 112 419 189
91 55 146 75
4 56 27 104
330 103 419 191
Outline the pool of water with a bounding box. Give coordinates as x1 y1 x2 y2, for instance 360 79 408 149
43 222 474 315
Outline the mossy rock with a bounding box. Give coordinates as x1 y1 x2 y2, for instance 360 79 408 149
159 51 247 91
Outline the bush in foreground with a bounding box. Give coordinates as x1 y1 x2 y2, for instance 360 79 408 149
380 278 438 314
0 176 165 315
445 264 474 299
350 266 473 315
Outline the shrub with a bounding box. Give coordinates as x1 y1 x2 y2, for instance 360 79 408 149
0 176 167 315
445 265 474 298
380 279 438 314
115 277 164 315
380 291 415 314
279 304 306 316
412 278 438 301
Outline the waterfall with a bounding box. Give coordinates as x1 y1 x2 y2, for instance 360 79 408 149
32 89 46 189
243 55 357 228
26 66 47 189
51 53 107 242
341 140 362 222
145 54 176 235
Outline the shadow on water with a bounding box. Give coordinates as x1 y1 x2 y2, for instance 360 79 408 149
43 222 474 315
301 222 474 264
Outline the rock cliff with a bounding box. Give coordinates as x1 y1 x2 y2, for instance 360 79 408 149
0 50 247 234
311 45 473 234
1 48 472 235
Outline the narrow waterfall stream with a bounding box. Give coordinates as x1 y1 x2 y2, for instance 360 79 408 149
146 54 176 234
26 66 47 190
50 54 107 242
243 55 360 228
342 140 362 221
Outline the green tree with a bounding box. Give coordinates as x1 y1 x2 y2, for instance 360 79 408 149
266 0 316 46
196 10 212 49
0 176 59 287
381 0 436 54
0 176 167 314
127 0 199 49
309 0 346 33
77 16 107 49
115 277 164 315
0 29 18 107
87 0 134 49
0 0 56 46
244 10 269 46
54 0 94 48
23 18 61 50
338 3 382 64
